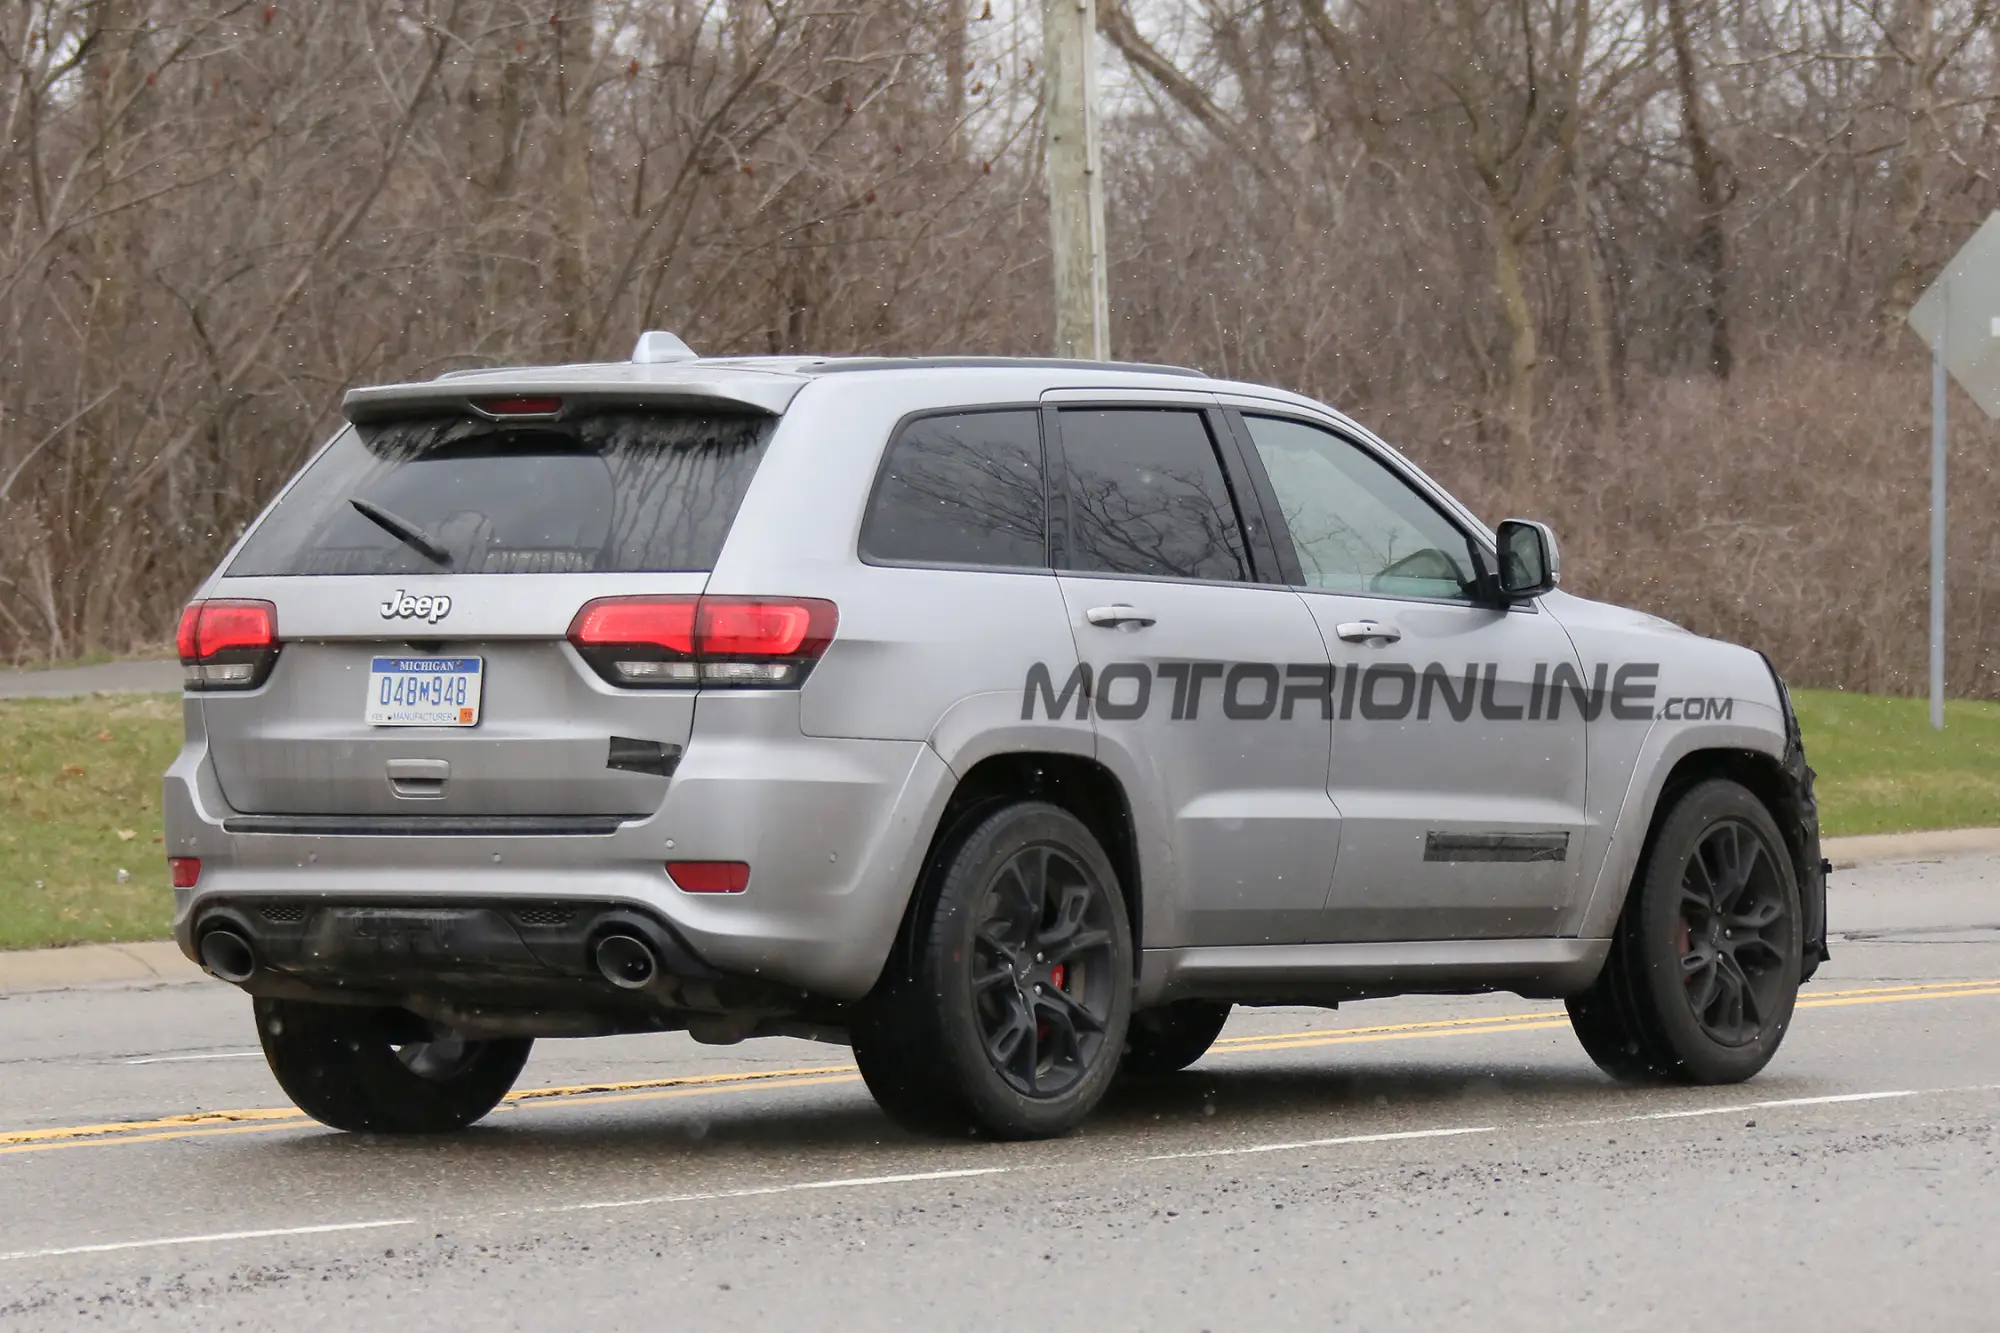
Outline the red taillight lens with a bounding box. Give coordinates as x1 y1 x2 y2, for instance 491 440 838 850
177 599 280 689
567 596 836 689
175 604 202 661
168 857 202 889
698 599 824 656
569 596 698 654
194 601 278 656
667 861 750 893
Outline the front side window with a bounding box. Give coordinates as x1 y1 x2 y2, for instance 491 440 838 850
1241 415 1477 602
1058 408 1250 582
859 410 1047 568
229 409 774 576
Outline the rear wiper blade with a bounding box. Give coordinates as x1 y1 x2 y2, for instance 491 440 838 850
349 497 452 567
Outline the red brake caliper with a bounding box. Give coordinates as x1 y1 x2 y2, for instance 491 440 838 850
1037 965 1067 1046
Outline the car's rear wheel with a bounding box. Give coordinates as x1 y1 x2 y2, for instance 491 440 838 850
853 801 1133 1139
1568 779 1802 1084
1122 1001 1232 1077
256 998 532 1133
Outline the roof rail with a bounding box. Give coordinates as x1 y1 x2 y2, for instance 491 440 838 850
799 356 1207 378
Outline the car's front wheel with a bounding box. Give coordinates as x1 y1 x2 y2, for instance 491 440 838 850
256 998 532 1133
853 801 1134 1139
1568 779 1803 1083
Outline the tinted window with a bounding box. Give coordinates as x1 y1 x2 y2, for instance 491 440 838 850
1058 409 1249 582
229 410 773 576
1242 415 1477 601
860 410 1047 568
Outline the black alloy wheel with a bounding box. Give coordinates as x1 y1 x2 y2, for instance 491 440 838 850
1567 778 1803 1085
1674 818 1793 1047
969 844 1121 1097
852 801 1134 1140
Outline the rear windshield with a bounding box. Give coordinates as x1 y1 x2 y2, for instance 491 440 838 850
228 409 775 576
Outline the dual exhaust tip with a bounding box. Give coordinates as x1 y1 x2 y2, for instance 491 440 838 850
200 921 666 991
199 928 258 984
594 933 659 990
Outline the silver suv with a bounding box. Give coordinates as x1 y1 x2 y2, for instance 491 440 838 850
165 338 1828 1139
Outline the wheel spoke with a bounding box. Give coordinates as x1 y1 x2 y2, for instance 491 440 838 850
1037 981 1107 1036
1686 951 1721 1017
987 998 1038 1091
1730 898 1783 931
971 961 1014 993
1714 955 1747 1033
991 858 1043 944
976 923 1020 963
1035 995 1083 1071
1044 926 1111 965
1720 950 1760 1028
1039 881 1092 948
1682 852 1718 914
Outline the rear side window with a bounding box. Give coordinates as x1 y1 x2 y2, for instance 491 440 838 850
228 409 775 576
1057 408 1250 582
859 410 1048 568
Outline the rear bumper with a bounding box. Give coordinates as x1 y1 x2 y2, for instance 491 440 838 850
165 720 955 1003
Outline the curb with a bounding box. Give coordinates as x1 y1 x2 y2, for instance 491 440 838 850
1823 826 2000 869
0 941 205 995
3 828 1997 995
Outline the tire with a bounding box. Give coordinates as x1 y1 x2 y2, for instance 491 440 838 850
1568 779 1803 1084
1122 1001 1232 1077
853 801 1134 1140
256 998 532 1134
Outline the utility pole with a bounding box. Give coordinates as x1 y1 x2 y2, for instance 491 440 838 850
1043 0 1108 360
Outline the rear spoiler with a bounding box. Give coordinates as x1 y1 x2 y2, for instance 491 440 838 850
341 366 803 424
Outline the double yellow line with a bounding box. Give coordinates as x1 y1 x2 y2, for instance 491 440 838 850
5 978 1995 1156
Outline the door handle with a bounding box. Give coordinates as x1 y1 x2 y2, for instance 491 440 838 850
1335 620 1402 644
1085 605 1156 630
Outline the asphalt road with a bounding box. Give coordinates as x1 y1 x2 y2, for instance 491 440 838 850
2 854 1997 1331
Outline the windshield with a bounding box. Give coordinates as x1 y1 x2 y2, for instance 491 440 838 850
228 408 775 576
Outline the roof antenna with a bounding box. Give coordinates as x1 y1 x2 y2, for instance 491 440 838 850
631 331 698 364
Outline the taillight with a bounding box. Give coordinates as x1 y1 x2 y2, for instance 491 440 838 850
667 861 750 893
168 857 202 889
568 596 836 689
177 599 281 690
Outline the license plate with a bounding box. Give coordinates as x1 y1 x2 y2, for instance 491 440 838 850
366 656 482 727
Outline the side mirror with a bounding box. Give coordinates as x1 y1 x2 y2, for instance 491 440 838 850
1495 519 1560 599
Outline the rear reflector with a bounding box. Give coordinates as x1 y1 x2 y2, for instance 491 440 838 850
667 861 750 893
177 599 281 690
568 595 837 689
169 857 202 889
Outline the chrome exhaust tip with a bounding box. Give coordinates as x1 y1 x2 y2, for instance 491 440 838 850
199 928 257 984
594 933 658 990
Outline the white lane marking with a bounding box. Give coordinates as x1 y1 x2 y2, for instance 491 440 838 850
122 1052 261 1066
1142 1124 1497 1162
542 1166 1011 1215
1619 1090 1919 1122
0 1219 415 1263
